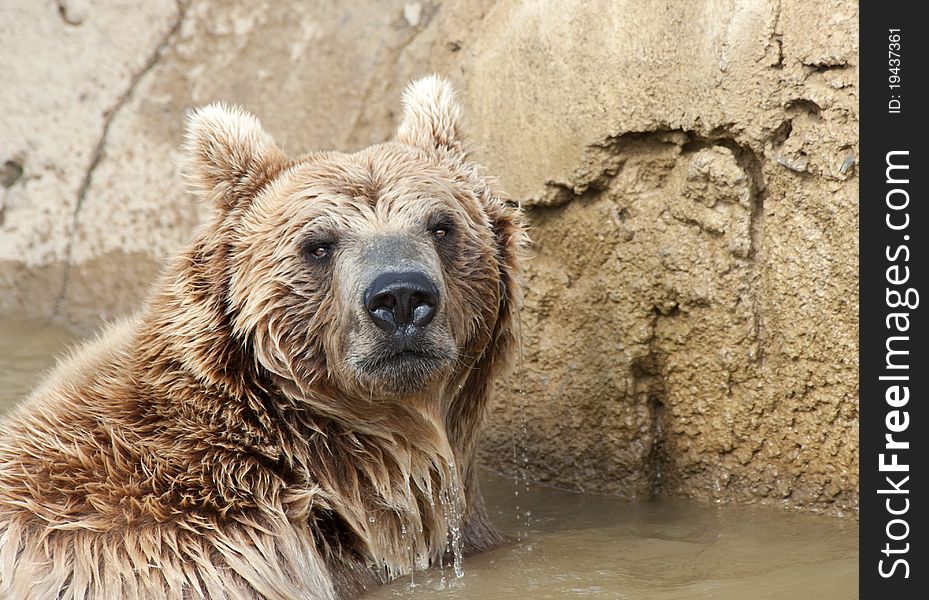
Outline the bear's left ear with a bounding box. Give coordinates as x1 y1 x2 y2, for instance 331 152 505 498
396 75 467 155
182 103 288 213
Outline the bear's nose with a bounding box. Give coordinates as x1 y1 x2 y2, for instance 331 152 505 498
364 272 439 333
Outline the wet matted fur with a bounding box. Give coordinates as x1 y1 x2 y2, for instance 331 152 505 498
0 76 525 599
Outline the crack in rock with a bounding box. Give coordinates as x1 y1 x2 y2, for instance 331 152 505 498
52 0 190 319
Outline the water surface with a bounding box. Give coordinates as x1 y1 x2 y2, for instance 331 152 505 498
0 316 858 599
0 315 77 414
371 472 858 599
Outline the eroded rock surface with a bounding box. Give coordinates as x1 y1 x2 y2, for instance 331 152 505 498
0 0 858 515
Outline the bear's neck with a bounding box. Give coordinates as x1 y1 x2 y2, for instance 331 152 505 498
294 416 466 582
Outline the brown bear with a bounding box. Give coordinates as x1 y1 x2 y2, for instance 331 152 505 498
0 76 525 599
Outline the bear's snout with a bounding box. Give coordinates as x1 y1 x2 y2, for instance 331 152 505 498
364 271 439 334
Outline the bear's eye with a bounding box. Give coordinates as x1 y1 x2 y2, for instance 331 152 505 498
430 222 453 241
302 241 334 261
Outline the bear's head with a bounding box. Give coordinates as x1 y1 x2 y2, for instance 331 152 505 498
180 77 524 416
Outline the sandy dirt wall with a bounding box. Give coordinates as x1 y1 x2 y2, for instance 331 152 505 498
0 0 858 515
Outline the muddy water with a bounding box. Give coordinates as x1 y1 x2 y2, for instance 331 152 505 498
0 316 858 599
0 315 78 414
371 474 858 599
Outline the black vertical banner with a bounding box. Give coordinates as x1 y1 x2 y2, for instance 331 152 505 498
860 3 927 598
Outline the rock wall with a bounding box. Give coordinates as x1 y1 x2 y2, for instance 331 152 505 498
0 0 858 515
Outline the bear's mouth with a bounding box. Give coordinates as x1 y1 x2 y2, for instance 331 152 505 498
363 347 450 372
355 346 453 395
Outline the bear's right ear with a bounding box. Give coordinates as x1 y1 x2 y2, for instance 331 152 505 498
182 103 287 213
396 75 467 155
